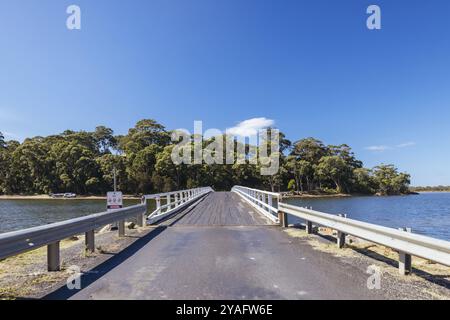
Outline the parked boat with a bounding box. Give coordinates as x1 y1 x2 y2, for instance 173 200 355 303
50 193 77 199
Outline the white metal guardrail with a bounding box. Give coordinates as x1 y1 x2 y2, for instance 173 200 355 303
231 186 280 223
0 204 147 271
278 202 450 274
144 187 213 224
0 187 213 272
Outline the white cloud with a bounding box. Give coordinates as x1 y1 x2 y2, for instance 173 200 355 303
365 141 416 152
396 142 416 148
2 131 19 139
365 145 391 152
226 117 274 137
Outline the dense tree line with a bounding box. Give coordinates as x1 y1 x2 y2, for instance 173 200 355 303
0 120 410 196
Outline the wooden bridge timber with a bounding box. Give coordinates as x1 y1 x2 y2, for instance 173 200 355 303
0 186 449 300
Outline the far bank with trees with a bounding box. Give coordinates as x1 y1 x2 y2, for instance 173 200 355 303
0 120 411 196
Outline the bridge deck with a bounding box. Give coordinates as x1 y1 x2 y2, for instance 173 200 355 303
161 192 272 226
46 192 387 300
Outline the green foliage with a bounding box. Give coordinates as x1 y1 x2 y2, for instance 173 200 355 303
0 122 411 196
287 179 296 191
372 164 410 195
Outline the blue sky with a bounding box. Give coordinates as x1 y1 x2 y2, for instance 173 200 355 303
0 0 449 186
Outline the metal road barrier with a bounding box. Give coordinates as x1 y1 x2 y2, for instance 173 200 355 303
278 202 450 275
144 187 213 224
0 204 147 271
231 186 280 223
0 187 213 272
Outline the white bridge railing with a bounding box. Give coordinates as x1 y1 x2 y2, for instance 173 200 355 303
143 187 213 224
278 202 450 275
232 185 450 275
231 186 280 223
0 187 213 272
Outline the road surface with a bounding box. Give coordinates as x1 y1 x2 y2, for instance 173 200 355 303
47 192 386 299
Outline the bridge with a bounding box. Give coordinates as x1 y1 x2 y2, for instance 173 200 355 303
0 186 449 299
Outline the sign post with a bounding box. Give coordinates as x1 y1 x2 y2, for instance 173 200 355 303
107 191 123 211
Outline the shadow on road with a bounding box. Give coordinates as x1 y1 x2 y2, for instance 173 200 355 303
43 226 167 300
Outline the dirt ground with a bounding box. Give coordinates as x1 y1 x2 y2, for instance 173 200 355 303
0 224 155 299
1 223 449 300
284 225 450 300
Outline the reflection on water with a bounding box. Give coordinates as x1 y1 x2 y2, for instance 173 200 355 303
285 192 450 241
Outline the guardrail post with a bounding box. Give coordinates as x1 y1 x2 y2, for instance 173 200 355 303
47 241 61 271
137 212 146 227
85 230 95 253
337 214 347 248
156 197 161 214
137 197 147 227
305 221 313 234
278 210 288 227
398 227 412 275
118 220 126 237
167 194 171 210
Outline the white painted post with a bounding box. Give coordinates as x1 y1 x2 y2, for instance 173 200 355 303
268 195 273 215
167 194 171 210
398 227 412 275
156 197 161 214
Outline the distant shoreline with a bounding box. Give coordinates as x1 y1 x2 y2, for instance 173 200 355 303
415 190 450 193
282 193 352 199
0 195 141 200
281 191 424 199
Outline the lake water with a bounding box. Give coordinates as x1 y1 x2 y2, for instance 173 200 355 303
0 199 142 234
0 193 449 241
285 192 450 241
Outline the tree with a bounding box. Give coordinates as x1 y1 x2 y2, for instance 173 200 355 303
128 144 161 193
352 168 375 194
93 126 117 154
291 138 327 163
372 164 410 195
290 138 327 191
119 119 170 154
0 121 411 196
316 156 352 193
96 154 129 193
155 145 184 190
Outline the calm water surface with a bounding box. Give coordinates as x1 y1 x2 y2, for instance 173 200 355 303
1 193 449 241
0 199 143 234
285 192 450 241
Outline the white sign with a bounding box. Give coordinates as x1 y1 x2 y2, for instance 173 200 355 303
107 191 123 210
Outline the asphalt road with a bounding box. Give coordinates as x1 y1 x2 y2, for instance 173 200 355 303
64 225 385 299
46 192 387 300
161 192 272 226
